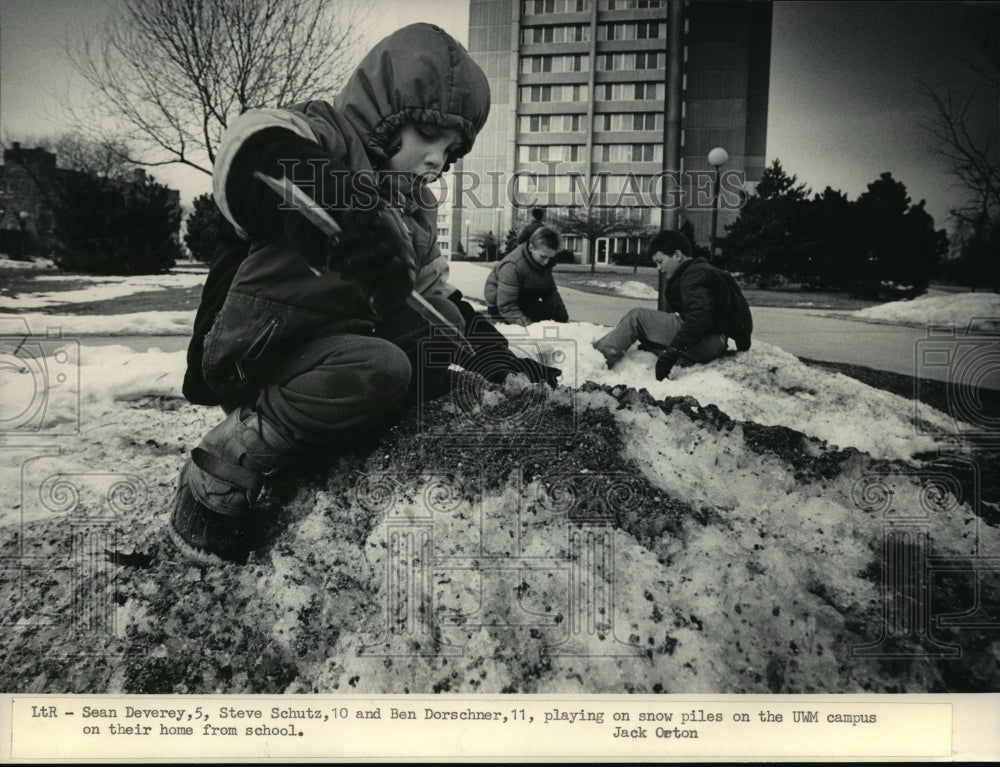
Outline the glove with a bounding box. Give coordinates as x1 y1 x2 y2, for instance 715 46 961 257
655 346 682 381
323 204 416 306
464 346 561 388
519 358 562 388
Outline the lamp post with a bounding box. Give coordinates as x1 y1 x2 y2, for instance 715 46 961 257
17 210 29 261
707 147 728 263
464 221 470 258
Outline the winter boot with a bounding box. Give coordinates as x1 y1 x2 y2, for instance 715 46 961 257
169 407 298 564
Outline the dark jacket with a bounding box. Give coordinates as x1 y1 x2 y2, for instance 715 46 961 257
662 257 728 351
484 243 568 325
201 24 490 402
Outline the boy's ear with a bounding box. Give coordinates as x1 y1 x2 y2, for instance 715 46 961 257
385 135 402 158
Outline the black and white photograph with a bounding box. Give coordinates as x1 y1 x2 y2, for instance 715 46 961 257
1 0 998 761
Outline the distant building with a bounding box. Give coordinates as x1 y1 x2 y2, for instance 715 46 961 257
455 0 772 263
0 143 57 257
0 142 179 258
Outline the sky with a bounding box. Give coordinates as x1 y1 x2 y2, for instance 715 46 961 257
0 0 996 232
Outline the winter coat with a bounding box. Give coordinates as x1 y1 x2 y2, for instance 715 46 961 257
201 24 490 401
661 257 729 351
484 243 568 326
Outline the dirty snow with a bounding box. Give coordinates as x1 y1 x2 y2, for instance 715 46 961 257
1 272 206 310
2 261 997 697
849 291 1000 329
579 279 658 300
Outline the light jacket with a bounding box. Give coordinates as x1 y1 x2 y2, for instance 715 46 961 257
484 244 568 326
202 24 490 401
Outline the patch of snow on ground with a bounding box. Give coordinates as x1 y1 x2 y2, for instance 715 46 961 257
1 272 206 309
579 279 658 299
0 256 56 270
0 311 195 335
850 291 1000 329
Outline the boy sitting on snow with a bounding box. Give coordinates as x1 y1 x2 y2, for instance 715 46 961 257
172 23 556 565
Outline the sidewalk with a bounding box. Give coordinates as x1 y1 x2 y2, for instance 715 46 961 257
448 261 998 389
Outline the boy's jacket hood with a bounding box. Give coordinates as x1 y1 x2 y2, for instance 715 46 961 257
335 23 490 169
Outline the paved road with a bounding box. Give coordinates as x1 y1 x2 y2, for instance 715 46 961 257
70 268 999 390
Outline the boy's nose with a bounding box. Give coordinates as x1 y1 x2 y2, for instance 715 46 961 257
424 144 446 170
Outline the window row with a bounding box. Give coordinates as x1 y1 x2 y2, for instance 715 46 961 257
596 81 664 100
520 54 590 73
600 0 666 9
518 112 662 132
594 143 663 162
520 82 663 103
517 143 663 163
514 174 656 194
595 112 662 131
522 0 590 13
598 21 663 40
597 51 664 71
520 114 589 132
521 0 664 14
520 84 589 102
521 24 590 43
518 145 583 162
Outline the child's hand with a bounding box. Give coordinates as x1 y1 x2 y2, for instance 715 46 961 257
325 205 416 304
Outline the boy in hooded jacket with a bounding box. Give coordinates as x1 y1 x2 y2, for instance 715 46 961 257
171 24 551 565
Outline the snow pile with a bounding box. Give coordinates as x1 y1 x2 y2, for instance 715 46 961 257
850 291 1000 329
2 261 998 695
579 279 658 300
0 256 55 270
0 320 958 462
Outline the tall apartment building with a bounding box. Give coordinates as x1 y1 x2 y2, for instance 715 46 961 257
454 0 771 261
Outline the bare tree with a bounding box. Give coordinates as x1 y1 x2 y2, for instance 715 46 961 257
919 3 999 289
551 208 644 273
66 0 369 175
920 5 999 224
44 134 137 180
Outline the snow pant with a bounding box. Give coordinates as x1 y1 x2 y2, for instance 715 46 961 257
488 292 567 324
593 308 728 368
186 294 464 518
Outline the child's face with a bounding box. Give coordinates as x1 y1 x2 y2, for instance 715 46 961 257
385 123 463 192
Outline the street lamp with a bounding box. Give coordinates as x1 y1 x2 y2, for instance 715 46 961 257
707 147 728 262
17 210 29 260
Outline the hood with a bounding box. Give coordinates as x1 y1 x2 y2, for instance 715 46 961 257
335 23 490 170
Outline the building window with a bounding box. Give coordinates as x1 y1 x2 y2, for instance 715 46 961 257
599 21 663 40
523 0 591 13
520 145 582 162
593 144 662 162
600 0 665 8
521 24 590 44
520 84 588 102
521 54 588 73
597 82 664 101
595 113 663 131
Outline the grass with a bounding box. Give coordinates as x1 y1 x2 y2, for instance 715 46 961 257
0 264 204 314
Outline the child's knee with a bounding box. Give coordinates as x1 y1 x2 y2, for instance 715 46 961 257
371 343 412 404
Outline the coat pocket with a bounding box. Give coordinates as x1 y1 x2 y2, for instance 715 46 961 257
203 294 285 400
